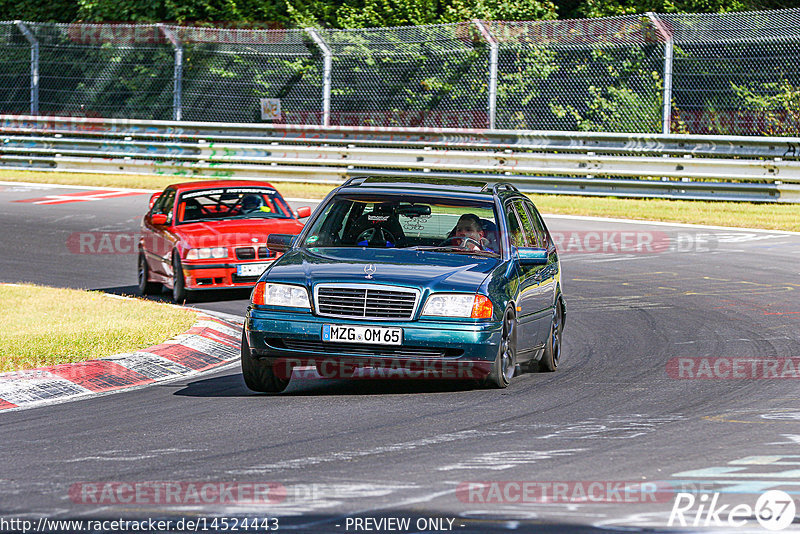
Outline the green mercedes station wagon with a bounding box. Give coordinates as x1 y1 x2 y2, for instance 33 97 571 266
242 177 565 392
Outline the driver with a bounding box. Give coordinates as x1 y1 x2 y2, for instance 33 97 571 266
241 194 264 214
452 214 487 251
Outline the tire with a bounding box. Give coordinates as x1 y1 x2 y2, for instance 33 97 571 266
171 254 193 303
137 253 160 295
538 299 564 372
240 330 291 393
485 308 517 388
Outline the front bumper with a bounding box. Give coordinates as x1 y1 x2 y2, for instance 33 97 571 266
245 308 503 378
183 261 274 289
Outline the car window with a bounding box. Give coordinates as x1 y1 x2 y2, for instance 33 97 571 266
152 189 176 223
504 201 527 249
514 200 544 248
302 194 499 255
175 187 293 224
525 201 551 249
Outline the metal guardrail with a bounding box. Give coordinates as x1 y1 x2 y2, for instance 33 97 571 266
1 115 800 202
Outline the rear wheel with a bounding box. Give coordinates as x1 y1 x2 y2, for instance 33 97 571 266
240 330 291 393
485 308 516 388
137 253 160 295
538 300 563 372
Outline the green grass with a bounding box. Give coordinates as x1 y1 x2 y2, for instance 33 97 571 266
0 284 197 373
1 169 798 231
528 194 800 232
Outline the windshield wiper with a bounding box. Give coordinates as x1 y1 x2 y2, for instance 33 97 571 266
403 246 499 257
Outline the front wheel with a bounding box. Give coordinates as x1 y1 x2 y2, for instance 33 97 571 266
171 254 192 303
240 330 291 393
538 301 563 372
485 308 517 388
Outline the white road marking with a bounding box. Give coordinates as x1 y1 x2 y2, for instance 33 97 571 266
227 430 514 475
437 449 585 471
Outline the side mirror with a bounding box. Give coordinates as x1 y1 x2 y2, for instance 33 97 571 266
149 192 162 210
296 206 312 219
518 247 548 266
151 213 168 226
267 233 297 253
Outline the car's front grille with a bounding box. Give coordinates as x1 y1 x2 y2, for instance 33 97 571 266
268 339 463 358
235 247 256 260
257 246 273 259
232 274 260 284
315 285 419 320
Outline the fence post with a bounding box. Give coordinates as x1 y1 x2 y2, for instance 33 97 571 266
647 12 673 135
15 21 39 115
159 24 183 122
473 20 498 130
305 28 332 127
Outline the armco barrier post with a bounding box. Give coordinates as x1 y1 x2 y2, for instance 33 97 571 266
14 21 39 115
159 25 183 122
473 20 498 130
305 28 332 127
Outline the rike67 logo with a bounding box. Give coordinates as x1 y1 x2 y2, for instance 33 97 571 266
668 490 796 530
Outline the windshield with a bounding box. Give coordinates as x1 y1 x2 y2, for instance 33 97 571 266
301 194 501 256
176 187 293 224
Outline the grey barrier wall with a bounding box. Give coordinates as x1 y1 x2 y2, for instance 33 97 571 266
1 115 799 202
2 9 800 135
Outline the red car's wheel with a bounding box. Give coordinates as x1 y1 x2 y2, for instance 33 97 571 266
172 254 193 303
137 253 161 295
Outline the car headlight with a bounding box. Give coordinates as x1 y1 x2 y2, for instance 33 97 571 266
186 247 227 260
422 293 493 319
252 282 310 309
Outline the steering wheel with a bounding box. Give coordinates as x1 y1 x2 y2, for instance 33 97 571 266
356 226 398 247
440 235 484 251
356 227 396 247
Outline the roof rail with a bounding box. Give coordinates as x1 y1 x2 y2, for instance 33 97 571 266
341 176 368 187
485 183 519 194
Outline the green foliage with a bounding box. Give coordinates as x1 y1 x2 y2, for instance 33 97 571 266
731 79 800 136
442 0 558 23
551 84 661 132
576 0 749 18
548 48 663 132
0 0 78 22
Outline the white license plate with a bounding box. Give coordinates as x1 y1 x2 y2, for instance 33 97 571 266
322 324 402 345
236 263 270 277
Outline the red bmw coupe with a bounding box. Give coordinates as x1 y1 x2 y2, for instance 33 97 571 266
138 180 311 302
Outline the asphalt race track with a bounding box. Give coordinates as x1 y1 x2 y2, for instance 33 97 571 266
1 182 800 533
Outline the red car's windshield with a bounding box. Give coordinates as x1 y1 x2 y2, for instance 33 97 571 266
176 187 293 224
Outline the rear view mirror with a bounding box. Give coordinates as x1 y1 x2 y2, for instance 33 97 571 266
396 204 432 217
267 233 297 253
150 214 168 226
518 247 548 266
296 206 312 219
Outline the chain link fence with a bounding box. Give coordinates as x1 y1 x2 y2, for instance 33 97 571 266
2 9 800 135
